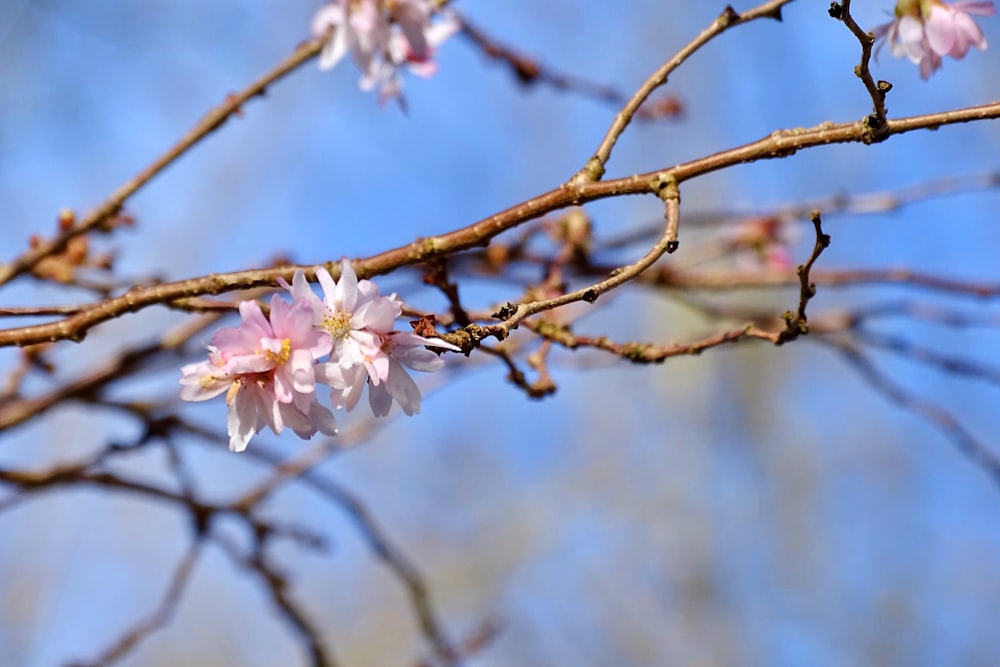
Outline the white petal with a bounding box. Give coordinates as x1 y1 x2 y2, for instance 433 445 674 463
228 389 259 452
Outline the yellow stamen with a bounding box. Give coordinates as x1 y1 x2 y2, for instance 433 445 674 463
323 311 353 339
264 338 292 365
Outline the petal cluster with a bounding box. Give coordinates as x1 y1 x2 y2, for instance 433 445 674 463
311 0 459 105
181 260 458 452
873 0 995 79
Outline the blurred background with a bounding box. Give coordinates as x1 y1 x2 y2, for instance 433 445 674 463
2 1 1000 665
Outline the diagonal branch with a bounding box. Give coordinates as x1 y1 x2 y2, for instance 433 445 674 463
0 38 324 288
821 337 1000 490
229 433 460 666
214 534 339 667
572 0 796 183
66 541 203 667
3 100 1000 349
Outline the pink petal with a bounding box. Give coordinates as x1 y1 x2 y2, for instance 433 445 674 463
925 6 957 55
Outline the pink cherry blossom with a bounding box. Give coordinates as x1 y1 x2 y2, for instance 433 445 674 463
184 263 459 450
367 331 458 416
315 330 457 416
180 295 336 452
873 0 995 80
311 0 458 104
283 261 400 382
284 260 459 416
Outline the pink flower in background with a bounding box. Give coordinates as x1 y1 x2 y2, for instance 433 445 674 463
873 0 995 79
180 296 336 452
311 0 458 104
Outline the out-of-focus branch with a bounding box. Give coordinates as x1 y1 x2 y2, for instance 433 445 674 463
0 313 222 432
854 328 1000 386
66 541 203 667
457 13 683 120
590 171 1000 250
183 418 462 667
631 266 1000 297
215 534 339 667
821 337 1000 489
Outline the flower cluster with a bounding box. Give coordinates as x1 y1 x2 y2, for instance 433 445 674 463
872 0 995 79
311 0 459 105
180 260 458 452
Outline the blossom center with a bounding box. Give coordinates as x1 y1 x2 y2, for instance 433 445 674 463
264 338 292 365
323 311 353 339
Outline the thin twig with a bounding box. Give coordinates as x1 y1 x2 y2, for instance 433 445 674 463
66 541 203 667
0 38 324 288
821 337 1000 489
214 534 339 667
572 0 795 183
457 13 682 119
4 100 1000 348
832 0 890 135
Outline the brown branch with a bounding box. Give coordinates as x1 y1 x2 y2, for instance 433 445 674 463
3 100 1000 349
573 0 795 183
215 534 339 667
66 541 202 667
831 0 890 135
526 318 780 363
0 304 94 317
0 37 324 288
775 210 830 345
457 13 682 120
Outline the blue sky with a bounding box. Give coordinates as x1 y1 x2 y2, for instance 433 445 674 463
2 1 1000 665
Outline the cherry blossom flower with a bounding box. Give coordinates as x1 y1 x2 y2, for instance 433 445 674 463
183 262 458 450
316 329 457 416
873 0 995 79
180 296 336 452
366 330 457 416
284 260 459 417
311 0 458 104
282 261 400 382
